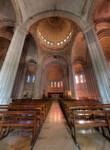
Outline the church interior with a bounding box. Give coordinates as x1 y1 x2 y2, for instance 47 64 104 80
0 0 110 150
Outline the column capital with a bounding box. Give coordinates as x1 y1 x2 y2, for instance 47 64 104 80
15 24 28 35
82 22 95 34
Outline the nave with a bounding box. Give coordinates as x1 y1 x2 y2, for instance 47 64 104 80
33 100 76 150
0 0 110 150
33 100 110 150
0 99 110 150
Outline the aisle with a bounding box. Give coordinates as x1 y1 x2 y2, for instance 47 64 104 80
33 101 77 150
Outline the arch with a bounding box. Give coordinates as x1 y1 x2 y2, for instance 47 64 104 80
96 22 110 61
41 53 70 69
25 10 82 30
72 31 88 66
11 0 22 23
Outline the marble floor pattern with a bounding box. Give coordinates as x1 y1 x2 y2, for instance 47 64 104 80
33 100 77 150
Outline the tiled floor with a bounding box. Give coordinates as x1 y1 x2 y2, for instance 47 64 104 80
33 100 77 150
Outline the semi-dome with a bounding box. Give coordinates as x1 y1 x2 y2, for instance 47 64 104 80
36 17 73 50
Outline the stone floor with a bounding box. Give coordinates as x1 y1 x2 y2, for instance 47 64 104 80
0 129 31 150
33 100 77 150
33 100 110 150
77 129 110 150
0 100 110 150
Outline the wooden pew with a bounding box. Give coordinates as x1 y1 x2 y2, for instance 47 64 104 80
0 111 38 144
60 99 110 143
11 99 51 115
70 109 110 142
0 100 52 144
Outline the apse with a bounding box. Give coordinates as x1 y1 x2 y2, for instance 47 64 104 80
46 64 64 95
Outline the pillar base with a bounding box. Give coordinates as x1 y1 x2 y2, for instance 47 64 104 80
0 97 12 105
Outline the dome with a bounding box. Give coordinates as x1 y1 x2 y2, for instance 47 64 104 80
37 17 73 50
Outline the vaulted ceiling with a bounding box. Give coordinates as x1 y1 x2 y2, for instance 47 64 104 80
0 0 110 74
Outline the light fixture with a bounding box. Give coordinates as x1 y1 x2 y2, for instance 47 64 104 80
38 29 73 47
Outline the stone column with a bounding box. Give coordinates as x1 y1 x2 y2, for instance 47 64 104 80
33 61 42 99
0 25 27 104
69 64 76 98
88 68 96 98
88 67 99 99
84 27 110 103
64 70 69 97
40 70 47 97
11 63 24 98
84 67 92 98
90 67 100 98
17 65 27 98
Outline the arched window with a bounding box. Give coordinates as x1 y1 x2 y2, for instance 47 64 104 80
80 74 83 83
57 81 60 88
75 75 79 84
54 81 57 87
51 81 54 87
32 75 36 83
60 81 63 88
27 75 31 83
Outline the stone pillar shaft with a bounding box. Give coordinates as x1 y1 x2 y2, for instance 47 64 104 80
84 27 110 103
84 68 92 98
69 65 76 98
0 26 27 104
18 65 27 98
33 62 42 99
89 67 100 98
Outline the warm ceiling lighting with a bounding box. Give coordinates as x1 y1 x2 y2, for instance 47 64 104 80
38 30 73 47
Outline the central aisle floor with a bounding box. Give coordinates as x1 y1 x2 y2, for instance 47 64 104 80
33 101 77 150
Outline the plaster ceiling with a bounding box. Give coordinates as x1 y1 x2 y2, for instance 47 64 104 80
0 0 16 23
18 0 87 22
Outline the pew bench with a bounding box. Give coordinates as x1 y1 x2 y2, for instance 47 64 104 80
0 105 45 126
0 111 38 144
60 100 110 143
0 100 51 145
70 110 110 143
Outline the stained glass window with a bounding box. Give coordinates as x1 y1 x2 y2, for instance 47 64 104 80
32 75 36 83
27 75 31 83
57 81 60 88
51 81 53 87
80 74 83 83
60 81 63 88
54 81 57 87
75 75 79 84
